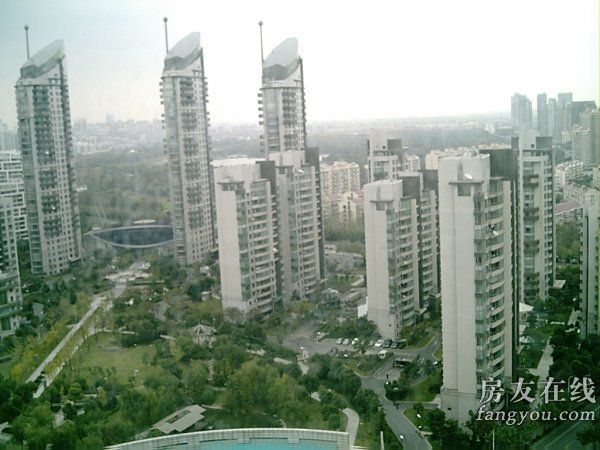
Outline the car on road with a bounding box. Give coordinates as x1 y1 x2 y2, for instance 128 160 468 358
396 339 407 348
374 339 384 348
390 341 399 349
342 338 350 345
336 338 343 345
351 337 359 345
383 339 392 348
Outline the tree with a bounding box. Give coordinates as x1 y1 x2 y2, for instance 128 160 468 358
578 418 600 449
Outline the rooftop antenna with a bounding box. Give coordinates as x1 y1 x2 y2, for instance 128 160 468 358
258 21 264 64
24 25 30 59
163 17 169 53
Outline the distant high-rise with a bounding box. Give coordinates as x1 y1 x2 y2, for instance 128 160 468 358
570 127 593 167
259 38 306 156
213 158 279 315
0 151 27 240
367 131 404 182
536 93 549 136
0 198 22 337
0 121 17 151
438 151 513 425
580 108 600 165
569 100 597 127
513 129 555 303
365 180 420 339
511 93 533 130
16 40 82 275
557 92 573 109
161 32 215 264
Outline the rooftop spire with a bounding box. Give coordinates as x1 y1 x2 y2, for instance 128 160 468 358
163 17 169 53
258 20 264 64
24 25 30 59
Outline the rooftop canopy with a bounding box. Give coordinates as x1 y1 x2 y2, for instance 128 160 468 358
164 32 202 71
20 40 65 79
263 37 300 81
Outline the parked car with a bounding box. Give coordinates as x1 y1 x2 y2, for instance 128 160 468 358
390 341 399 349
343 338 350 345
374 339 385 348
351 337 359 345
336 338 343 345
383 339 392 348
396 339 407 349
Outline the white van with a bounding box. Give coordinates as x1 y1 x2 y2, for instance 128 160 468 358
378 350 388 359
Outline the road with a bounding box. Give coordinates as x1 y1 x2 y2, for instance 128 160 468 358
361 376 433 450
282 321 439 449
531 405 598 450
342 407 359 447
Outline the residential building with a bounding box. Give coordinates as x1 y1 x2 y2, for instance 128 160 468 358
16 40 82 275
213 157 279 315
438 151 513 425
555 201 582 224
320 161 360 197
0 198 22 337
563 182 599 209
570 127 593 167
336 190 364 225
396 171 440 308
580 108 600 165
554 160 584 188
425 148 469 170
161 32 215 265
367 130 404 182
259 38 306 156
364 180 420 339
537 93 549 136
569 101 597 127
0 121 17 151
405 154 421 172
513 130 555 303
0 151 27 240
581 203 599 337
268 149 324 300
259 38 324 301
511 93 532 129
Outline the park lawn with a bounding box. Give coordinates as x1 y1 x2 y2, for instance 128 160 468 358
433 346 442 361
405 331 434 349
0 359 12 377
69 332 156 384
407 370 442 402
404 407 440 450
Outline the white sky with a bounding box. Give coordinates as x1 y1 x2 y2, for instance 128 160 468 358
0 0 598 127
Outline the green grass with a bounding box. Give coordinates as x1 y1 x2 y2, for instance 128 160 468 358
407 370 442 402
0 359 12 377
433 346 442 361
68 332 156 384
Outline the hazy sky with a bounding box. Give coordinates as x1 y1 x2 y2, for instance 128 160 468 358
1 0 598 127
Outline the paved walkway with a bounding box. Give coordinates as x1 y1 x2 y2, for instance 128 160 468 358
342 407 359 447
26 263 136 397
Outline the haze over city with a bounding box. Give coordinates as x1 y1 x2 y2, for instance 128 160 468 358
0 0 598 127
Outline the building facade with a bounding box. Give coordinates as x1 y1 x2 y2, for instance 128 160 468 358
580 108 600 166
367 131 404 182
259 38 306 156
365 180 420 339
0 151 27 240
320 161 360 197
570 127 593 167
581 203 599 337
537 93 549 136
268 149 324 300
213 158 279 316
161 33 215 265
438 152 513 425
405 154 421 172
514 130 555 303
16 40 82 275
425 148 469 170
555 160 584 188
0 198 22 337
511 93 532 129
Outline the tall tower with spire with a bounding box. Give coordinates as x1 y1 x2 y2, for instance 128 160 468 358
257 32 324 301
16 38 82 275
161 29 215 265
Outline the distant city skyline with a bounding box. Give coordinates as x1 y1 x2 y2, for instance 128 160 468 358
0 0 598 127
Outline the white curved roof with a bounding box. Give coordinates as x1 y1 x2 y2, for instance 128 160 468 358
264 37 298 68
20 40 64 78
